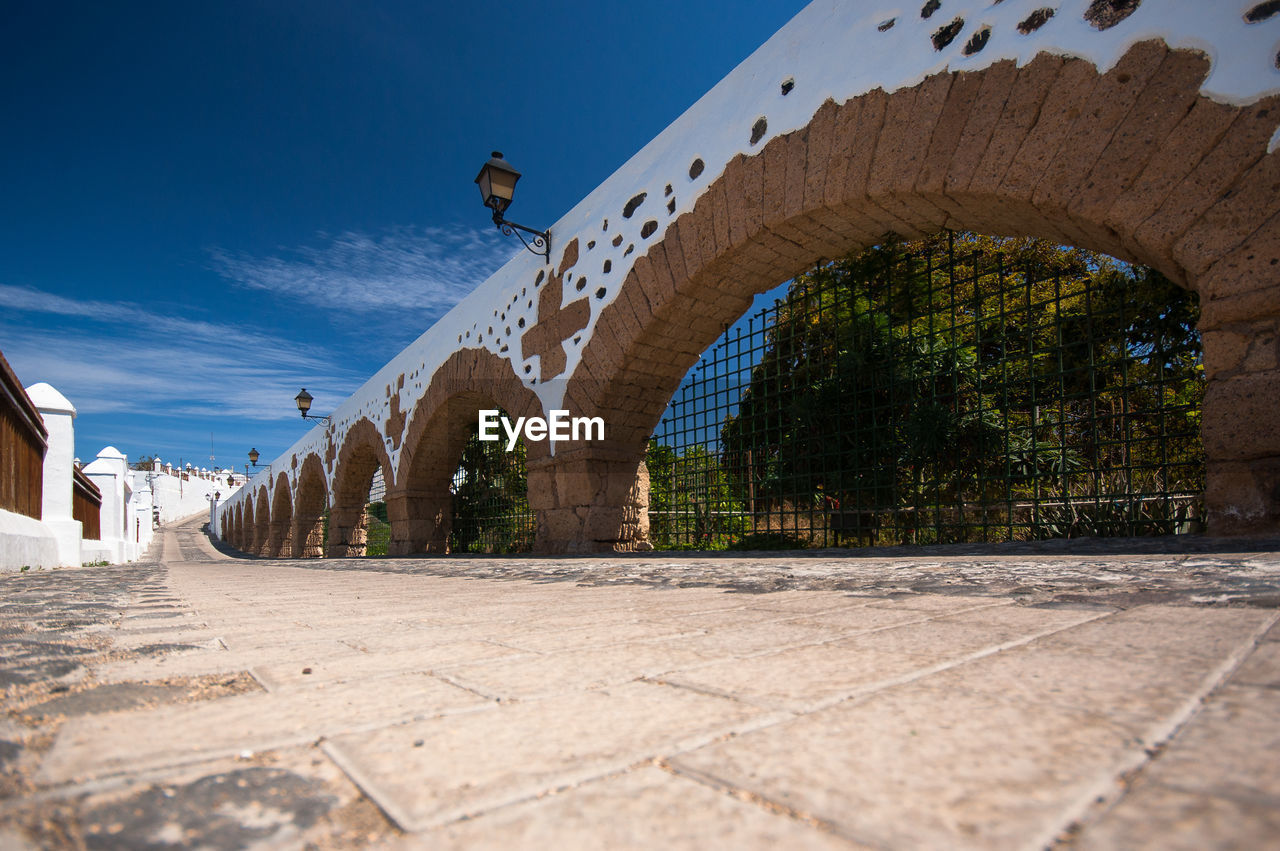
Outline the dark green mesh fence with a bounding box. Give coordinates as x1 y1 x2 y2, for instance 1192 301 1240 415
648 233 1205 549
450 423 535 553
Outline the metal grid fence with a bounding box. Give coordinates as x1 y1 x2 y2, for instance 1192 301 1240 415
450 424 536 553
647 233 1204 550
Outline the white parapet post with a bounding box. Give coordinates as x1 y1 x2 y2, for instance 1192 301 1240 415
25 382 83 566
128 471 154 559
82 446 131 564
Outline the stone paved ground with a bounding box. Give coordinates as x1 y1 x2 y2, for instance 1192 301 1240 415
2 518 1278 849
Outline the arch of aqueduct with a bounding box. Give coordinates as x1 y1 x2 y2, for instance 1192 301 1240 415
221 0 1280 556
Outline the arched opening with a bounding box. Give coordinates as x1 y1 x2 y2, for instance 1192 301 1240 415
449 408 535 553
241 499 255 554
557 43 1280 549
266 473 293 557
647 232 1203 549
390 349 544 555
291 454 328 558
326 419 394 558
253 487 271 556
232 503 242 549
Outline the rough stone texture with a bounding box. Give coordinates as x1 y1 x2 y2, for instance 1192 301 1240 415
214 40 1280 559
1133 97 1280 283
1197 214 1280 321
1080 682 1280 848
3 517 1280 848
1068 49 1210 236
266 474 293 558
522 268 592 381
1206 458 1280 536
1201 318 1280 381
324 418 392 559
867 72 954 232
1203 372 1280 461
430 765 853 849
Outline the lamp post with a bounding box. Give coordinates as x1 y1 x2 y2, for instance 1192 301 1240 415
475 151 550 259
295 389 331 424
247 448 270 479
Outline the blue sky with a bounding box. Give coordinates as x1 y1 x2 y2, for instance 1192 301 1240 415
2 0 808 471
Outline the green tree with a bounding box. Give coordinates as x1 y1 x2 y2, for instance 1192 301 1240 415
646 440 747 549
450 431 534 553
130 455 159 471
717 233 1203 543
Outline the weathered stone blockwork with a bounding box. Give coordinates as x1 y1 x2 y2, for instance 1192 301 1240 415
567 43 1280 545
220 14 1280 556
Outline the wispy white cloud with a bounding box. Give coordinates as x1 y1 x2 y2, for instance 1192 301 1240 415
1 284 360 421
3 222 512 458
209 224 512 318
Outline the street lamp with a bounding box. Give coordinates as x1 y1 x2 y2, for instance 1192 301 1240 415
295 388 331 424
475 151 550 259
246 448 270 478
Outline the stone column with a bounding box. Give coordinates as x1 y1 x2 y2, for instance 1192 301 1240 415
295 516 325 558
267 514 291 557
529 440 651 554
1200 308 1280 535
325 500 368 557
386 490 451 555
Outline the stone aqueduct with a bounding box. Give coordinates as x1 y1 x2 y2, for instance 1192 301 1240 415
220 1 1280 556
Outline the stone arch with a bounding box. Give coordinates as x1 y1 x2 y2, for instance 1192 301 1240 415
231 503 242 549
253 487 271 556
562 43 1280 545
389 349 545 554
266 472 293 557
291 454 328 558
326 418 395 558
220 512 228 541
241 498 255 554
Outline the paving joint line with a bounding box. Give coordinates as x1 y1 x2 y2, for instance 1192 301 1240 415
1035 607 1280 850
428 670 507 703
659 597 1019 678
657 757 882 849
800 606 1118 715
322 705 795 834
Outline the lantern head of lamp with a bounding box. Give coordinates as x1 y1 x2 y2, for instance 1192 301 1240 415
294 388 331 424
247 447 270 476
475 152 520 218
475 151 550 259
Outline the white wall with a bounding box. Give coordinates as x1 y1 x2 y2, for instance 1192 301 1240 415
0 509 60 571
82 446 132 564
142 468 238 526
26 382 83 566
2 381 237 570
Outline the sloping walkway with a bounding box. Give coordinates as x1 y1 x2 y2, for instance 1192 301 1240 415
2 518 1278 848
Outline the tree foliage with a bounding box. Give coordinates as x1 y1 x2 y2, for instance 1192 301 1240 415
654 232 1203 546
450 431 535 553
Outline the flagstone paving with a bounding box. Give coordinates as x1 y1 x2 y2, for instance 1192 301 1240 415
1 517 1277 848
